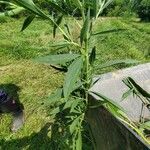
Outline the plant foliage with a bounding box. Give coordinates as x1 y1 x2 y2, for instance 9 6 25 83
12 0 145 149
122 77 150 143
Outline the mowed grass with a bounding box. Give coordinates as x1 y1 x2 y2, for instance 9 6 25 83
0 17 150 149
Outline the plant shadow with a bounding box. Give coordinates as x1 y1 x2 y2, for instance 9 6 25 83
92 28 127 36
0 123 53 150
0 83 24 111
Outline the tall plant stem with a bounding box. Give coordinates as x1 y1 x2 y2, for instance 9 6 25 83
81 0 85 21
84 39 90 103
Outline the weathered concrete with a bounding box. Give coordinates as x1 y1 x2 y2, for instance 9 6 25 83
90 63 150 122
88 63 150 149
87 105 150 150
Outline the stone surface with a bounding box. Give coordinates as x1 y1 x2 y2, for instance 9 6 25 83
90 63 150 122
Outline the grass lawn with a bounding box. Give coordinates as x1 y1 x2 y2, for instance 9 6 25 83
0 17 150 149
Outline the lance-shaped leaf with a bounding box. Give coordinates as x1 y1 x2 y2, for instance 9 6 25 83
0 6 25 17
71 0 82 9
93 0 99 18
0 1 15 5
14 0 69 39
63 57 83 98
47 0 68 15
140 121 150 130
90 91 123 110
96 59 139 69
64 24 72 36
70 100 81 113
95 0 113 18
89 91 128 119
89 46 96 65
103 0 114 11
80 8 91 45
49 41 79 48
70 115 82 134
43 88 63 106
76 129 82 150
53 15 63 38
34 53 80 66
63 99 80 110
50 107 60 115
14 0 50 20
21 14 35 31
122 89 134 100
123 77 150 99
63 100 74 110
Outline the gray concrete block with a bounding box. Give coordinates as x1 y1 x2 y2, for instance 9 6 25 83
90 63 150 122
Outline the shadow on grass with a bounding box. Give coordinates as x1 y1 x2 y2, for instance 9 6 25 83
0 84 20 103
0 123 53 150
92 29 127 36
0 85 92 149
0 84 24 112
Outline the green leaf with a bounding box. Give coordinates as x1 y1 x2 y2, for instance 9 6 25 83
34 53 80 66
70 115 81 134
0 1 16 5
63 34 70 41
71 0 82 9
63 100 74 110
53 15 63 38
44 88 63 106
76 130 82 150
63 57 83 98
90 91 130 120
70 100 81 112
71 80 83 92
89 101 105 109
64 24 71 36
0 7 25 17
50 107 60 115
80 8 90 45
122 89 133 100
63 99 80 111
90 91 123 111
95 0 113 18
93 0 99 17
140 121 150 130
89 46 96 65
47 1 68 15
96 59 139 69
49 41 72 47
21 14 35 31
91 77 101 86
14 0 49 19
122 78 133 89
123 77 150 99
103 0 114 11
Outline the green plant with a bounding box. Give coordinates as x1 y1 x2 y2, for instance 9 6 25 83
0 1 25 17
122 77 150 143
137 0 150 21
12 0 140 149
102 0 136 17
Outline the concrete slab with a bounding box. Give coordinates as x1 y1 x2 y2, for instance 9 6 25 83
90 63 150 122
